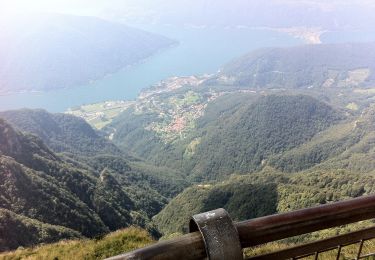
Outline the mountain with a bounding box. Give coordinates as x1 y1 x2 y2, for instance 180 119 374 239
0 108 187 203
0 119 109 237
209 42 375 89
0 115 185 251
0 109 122 157
0 13 175 93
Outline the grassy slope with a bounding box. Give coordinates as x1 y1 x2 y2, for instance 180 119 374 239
0 227 153 260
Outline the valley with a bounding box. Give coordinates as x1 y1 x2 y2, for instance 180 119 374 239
3 42 375 258
2 1 375 259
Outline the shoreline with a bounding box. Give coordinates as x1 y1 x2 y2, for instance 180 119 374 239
249 26 327 44
0 42 179 98
0 26 304 112
0 26 315 98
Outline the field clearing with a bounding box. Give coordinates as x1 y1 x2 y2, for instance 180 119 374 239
66 101 134 129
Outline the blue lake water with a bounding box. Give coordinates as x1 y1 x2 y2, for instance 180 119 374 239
0 25 302 112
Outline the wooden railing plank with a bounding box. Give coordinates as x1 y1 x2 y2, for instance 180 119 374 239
107 231 206 260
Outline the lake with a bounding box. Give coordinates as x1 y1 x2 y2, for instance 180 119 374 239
0 25 302 112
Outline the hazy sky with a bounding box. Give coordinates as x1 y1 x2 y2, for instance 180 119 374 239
1 0 374 29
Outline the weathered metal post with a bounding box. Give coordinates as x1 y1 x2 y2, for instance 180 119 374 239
189 208 243 260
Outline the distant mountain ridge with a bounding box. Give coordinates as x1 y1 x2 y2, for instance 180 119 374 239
114 0 375 31
0 13 175 93
209 42 375 89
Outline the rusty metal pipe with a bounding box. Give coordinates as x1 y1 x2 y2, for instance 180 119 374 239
109 194 375 260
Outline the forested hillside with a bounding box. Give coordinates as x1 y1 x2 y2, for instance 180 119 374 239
108 93 342 181
0 115 185 251
182 95 341 180
154 169 375 236
269 105 375 173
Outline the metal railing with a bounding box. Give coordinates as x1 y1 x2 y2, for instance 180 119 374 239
108 194 375 260
248 226 375 260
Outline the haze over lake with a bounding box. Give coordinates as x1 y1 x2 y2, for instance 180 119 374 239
1 25 302 112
